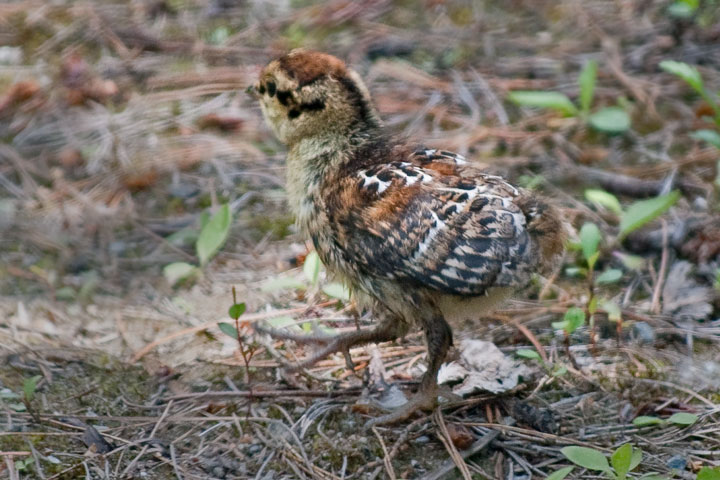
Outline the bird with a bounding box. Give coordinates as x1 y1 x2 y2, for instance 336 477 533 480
251 49 567 426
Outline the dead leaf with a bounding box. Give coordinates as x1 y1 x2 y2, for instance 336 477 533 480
438 340 529 396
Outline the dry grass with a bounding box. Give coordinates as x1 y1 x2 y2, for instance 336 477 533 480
1 0 719 478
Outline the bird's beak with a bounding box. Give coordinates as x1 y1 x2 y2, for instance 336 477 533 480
246 84 259 100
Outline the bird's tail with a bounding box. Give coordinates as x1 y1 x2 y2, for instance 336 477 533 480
515 193 568 274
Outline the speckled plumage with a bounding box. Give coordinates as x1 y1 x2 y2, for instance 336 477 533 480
253 49 567 425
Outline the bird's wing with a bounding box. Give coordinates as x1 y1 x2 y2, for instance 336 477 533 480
327 153 537 296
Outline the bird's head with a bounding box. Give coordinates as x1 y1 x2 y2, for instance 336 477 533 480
251 49 380 145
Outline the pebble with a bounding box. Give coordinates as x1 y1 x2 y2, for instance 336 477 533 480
247 443 263 455
666 455 687 470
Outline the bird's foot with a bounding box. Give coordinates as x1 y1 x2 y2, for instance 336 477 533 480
364 386 438 428
253 322 335 345
255 322 378 372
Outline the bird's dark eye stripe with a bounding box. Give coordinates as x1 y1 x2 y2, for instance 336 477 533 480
276 90 291 106
286 100 326 120
266 81 276 97
257 84 266 95
301 99 325 111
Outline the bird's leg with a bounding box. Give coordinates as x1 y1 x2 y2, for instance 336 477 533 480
255 315 408 371
365 311 452 427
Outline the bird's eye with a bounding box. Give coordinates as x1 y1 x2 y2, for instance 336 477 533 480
266 81 276 97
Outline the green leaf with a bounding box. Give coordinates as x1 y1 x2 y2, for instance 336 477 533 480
601 300 622 322
561 446 611 472
55 286 77 301
585 189 623 215
579 222 602 265
588 296 598 315
228 302 246 320
197 204 232 266
552 364 568 377
611 444 633 478
564 266 586 277
589 107 631 133
208 26 230 45
261 276 307 292
303 250 322 286
613 252 646 270
691 129 720 149
552 307 586 334
632 416 664 427
629 448 643 471
163 262 199 287
23 375 42 402
507 91 578 116
619 191 680 239
596 268 623 285
660 60 704 94
322 282 350 301
667 412 698 426
668 1 698 18
217 322 238 339
516 349 541 360
265 315 301 331
546 466 574 480
698 467 720 480
579 60 598 116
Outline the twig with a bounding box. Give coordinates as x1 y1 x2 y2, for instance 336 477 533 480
4 456 19 480
371 427 397 480
420 415 508 480
651 220 669 315
433 409 472 480
131 303 334 361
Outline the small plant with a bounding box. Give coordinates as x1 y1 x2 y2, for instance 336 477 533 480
218 286 257 384
660 60 720 126
262 250 350 303
568 189 680 346
516 349 568 377
698 467 720 480
667 0 699 18
560 444 650 480
22 374 42 422
163 203 232 286
508 60 631 134
633 412 699 427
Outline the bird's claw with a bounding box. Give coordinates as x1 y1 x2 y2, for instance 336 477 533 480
363 388 438 429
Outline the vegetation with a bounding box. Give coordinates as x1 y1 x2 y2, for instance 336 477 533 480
1 0 719 478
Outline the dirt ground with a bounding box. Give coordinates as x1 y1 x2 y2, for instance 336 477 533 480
1 0 720 478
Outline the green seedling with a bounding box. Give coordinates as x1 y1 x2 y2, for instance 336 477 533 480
698 467 720 480
660 60 720 126
219 287 257 385
633 412 699 427
667 0 698 18
562 444 647 480
508 60 631 133
164 203 233 286
516 349 568 378
262 250 350 302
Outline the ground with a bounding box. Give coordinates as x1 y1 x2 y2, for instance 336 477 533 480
1 0 720 479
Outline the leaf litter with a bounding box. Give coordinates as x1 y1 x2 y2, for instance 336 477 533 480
0 0 719 478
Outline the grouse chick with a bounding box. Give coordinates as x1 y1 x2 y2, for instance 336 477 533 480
252 49 566 426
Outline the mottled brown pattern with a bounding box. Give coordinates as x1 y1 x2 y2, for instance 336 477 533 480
277 50 348 86
254 50 568 426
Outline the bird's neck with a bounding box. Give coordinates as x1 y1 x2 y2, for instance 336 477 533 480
285 133 346 234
